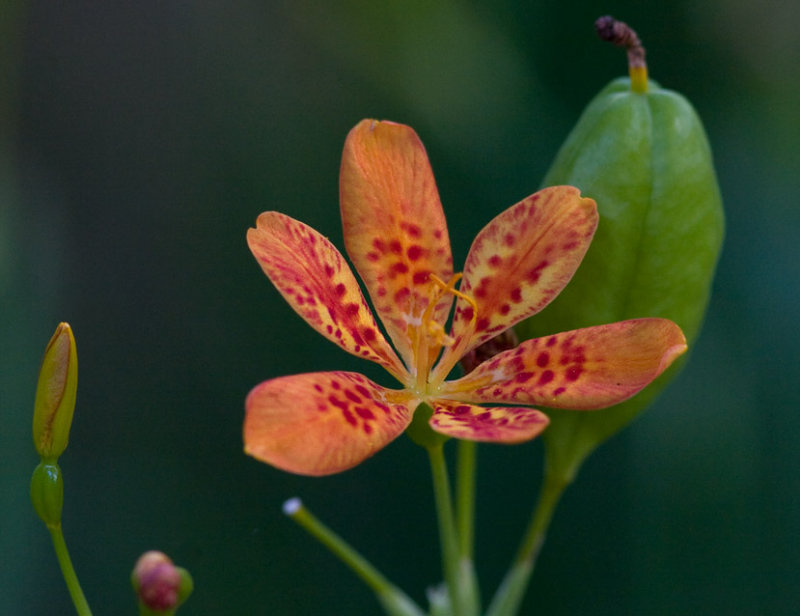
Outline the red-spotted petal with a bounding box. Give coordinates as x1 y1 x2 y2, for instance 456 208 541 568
446 186 597 362
429 400 549 443
340 120 454 367
443 318 687 409
244 372 416 476
247 212 407 380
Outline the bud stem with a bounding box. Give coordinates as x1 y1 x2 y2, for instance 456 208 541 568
595 15 649 93
484 469 570 616
49 524 93 616
455 440 476 560
427 443 480 616
284 498 425 616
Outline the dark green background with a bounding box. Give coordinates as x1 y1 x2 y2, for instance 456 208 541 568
2 1 798 614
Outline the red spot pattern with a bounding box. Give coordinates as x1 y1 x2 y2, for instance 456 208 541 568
407 245 423 260
390 262 409 276
246 212 405 376
401 222 422 238
430 403 548 443
526 260 549 283
537 370 554 385
445 331 593 406
566 366 583 381
355 406 375 420
355 220 453 367
413 270 431 284
451 186 596 352
394 287 410 304
305 373 410 436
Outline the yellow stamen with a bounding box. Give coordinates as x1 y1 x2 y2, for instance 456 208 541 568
409 273 479 393
428 274 479 388
429 273 477 330
427 320 455 348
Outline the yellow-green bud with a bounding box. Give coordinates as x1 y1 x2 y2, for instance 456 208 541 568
32 323 78 460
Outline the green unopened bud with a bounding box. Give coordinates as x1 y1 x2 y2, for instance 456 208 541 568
32 323 78 460
132 551 193 614
30 462 63 528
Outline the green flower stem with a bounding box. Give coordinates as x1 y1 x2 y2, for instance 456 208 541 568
48 524 92 616
455 440 476 559
455 440 481 614
283 498 425 616
485 469 570 616
427 443 479 616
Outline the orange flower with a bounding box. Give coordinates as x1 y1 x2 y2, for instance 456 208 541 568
244 120 686 476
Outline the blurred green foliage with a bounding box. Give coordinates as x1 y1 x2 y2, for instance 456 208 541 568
2 1 798 614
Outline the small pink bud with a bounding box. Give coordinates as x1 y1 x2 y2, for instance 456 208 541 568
132 551 182 611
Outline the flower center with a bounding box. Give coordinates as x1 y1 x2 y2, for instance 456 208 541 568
412 273 477 394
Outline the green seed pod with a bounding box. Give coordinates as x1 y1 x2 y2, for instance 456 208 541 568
516 16 725 478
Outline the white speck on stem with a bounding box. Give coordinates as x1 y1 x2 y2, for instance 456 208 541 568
282 497 302 516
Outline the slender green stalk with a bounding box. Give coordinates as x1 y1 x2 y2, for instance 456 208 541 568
513 469 568 565
283 498 425 616
427 444 479 616
48 524 92 616
455 440 477 559
454 440 482 614
485 469 570 616
427 445 460 605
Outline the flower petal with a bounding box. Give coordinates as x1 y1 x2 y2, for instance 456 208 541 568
442 318 687 409
446 186 597 360
340 120 454 367
247 212 407 380
244 372 415 476
429 400 549 443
